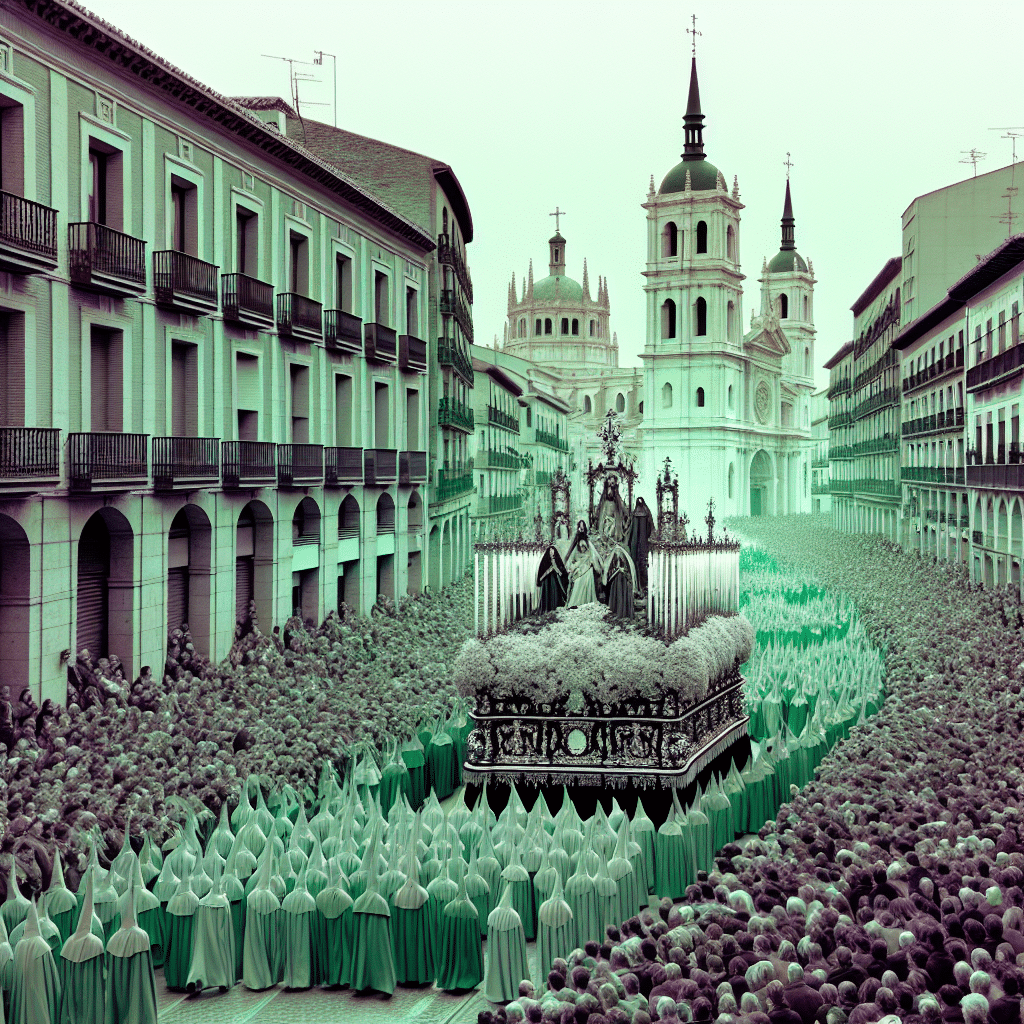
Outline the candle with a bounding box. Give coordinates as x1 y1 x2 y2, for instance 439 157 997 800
474 548 479 636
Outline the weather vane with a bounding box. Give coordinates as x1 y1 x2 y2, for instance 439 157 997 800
549 207 566 232
687 14 701 57
784 152 794 180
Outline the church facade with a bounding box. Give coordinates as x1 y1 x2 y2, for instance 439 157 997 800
500 55 815 523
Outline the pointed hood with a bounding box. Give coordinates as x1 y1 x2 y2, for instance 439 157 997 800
17 898 51 960
487 881 522 932
44 851 77 917
107 878 151 957
538 868 573 929
61 868 104 962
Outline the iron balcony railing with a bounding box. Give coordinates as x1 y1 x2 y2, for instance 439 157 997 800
830 480 855 494
903 349 964 392
851 435 899 456
852 386 900 421
324 310 363 353
828 412 853 430
488 405 520 432
364 323 397 363
436 233 474 302
0 191 58 271
535 428 568 451
852 348 898 392
0 427 61 481
437 338 475 385
481 449 520 470
153 250 219 312
222 273 274 326
435 467 474 502
438 397 475 433
69 222 146 293
276 293 322 340
811 457 829 468
399 450 428 485
439 288 474 342
811 481 831 494
900 465 966 485
278 443 324 487
967 343 1024 393
364 448 398 485
152 437 219 490
68 432 148 490
324 446 363 485
399 334 428 373
900 408 965 436
826 378 851 400
221 440 276 488
851 478 900 497
488 493 523 515
967 462 1024 490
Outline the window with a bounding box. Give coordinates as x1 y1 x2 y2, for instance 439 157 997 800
374 270 390 326
779 293 789 319
661 299 676 339
406 286 418 336
544 318 552 335
170 341 198 436
696 220 708 254
999 312 1007 355
571 318 579 336
0 100 24 196
335 254 353 312
662 222 678 258
535 318 542 335
236 352 260 440
406 388 420 449
696 387 705 408
170 178 197 254
1013 302 1020 346
235 208 258 276
726 224 735 261
374 381 389 448
662 382 673 409
561 317 569 335
518 318 526 338
290 363 310 443
727 384 733 411
90 326 123 432
727 301 735 341
0 312 25 427
290 231 310 295
589 319 595 337
89 149 107 225
728 463 734 499
803 295 809 320
804 346 811 376
583 395 592 413
334 374 352 446
615 393 625 413
695 297 707 336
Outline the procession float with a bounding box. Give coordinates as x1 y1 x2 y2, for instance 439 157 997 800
457 412 753 810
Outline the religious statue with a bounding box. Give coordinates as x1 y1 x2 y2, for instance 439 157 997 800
626 496 654 592
602 541 637 622
535 545 569 614
594 474 628 545
564 520 600 608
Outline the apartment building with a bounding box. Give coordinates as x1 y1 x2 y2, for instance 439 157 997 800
0 1 472 703
809 389 830 513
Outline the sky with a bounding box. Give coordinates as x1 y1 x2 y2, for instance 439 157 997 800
81 0 1024 392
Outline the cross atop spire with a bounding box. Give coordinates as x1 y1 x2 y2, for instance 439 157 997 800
549 206 566 233
686 13 701 57
784 152 794 180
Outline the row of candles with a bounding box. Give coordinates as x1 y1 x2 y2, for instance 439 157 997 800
474 543 547 636
648 544 741 638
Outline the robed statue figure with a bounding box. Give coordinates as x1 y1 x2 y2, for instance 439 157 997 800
603 543 637 621
626 496 654 592
536 545 569 614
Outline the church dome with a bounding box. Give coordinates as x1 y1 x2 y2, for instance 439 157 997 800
768 249 807 273
532 274 584 302
659 157 722 195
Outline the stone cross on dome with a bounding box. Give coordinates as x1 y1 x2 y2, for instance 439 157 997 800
549 207 566 233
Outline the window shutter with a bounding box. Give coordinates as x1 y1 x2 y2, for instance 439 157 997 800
167 567 189 633
236 354 259 411
91 332 109 431
235 556 254 624
76 539 108 659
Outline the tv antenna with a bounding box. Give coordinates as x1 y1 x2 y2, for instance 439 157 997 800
960 148 986 177
261 54 327 120
988 129 1024 238
989 127 1024 164
313 51 338 128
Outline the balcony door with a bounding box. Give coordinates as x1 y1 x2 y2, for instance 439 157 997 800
0 313 25 427
90 326 123 432
171 341 198 437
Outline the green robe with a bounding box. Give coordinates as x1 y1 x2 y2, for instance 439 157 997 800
349 890 396 996
434 891 482 992
58 954 104 1024
104 950 157 1024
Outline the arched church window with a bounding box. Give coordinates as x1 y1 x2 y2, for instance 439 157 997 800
696 387 705 408
696 220 708 254
662 222 678 258
727 300 736 341
661 299 676 339
544 318 552 335
779 293 789 319
804 346 811 376
695 297 707 336
662 382 673 408
615 393 625 413
561 317 569 335
571 318 579 335
726 224 735 261
728 384 734 411
554 248 560 261
518 318 526 338
583 395 592 414
728 463 734 499
638 401 643 414
535 318 541 335
589 319 595 337
803 295 809 320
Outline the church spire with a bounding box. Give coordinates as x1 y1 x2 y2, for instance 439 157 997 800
779 178 796 252
681 57 706 162
582 258 590 301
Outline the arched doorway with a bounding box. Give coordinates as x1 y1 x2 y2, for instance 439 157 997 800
77 509 134 670
292 497 321 623
428 524 440 592
236 501 273 630
749 450 772 516
167 505 212 656
0 515 30 696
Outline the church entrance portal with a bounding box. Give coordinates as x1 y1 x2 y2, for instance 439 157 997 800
749 449 772 516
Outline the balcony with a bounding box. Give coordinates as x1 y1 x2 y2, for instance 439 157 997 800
967 462 1024 491
811 481 831 494
536 428 568 452
0 192 58 274
827 379 851 400
851 435 899 456
364 448 398 486
828 412 853 430
903 349 964 393
221 441 276 489
901 408 964 437
152 437 220 491
829 445 855 460
853 348 898 392
436 234 474 303
435 466 474 503
278 443 324 487
324 446 363 486
900 465 966 485
365 323 397 363
324 310 363 354
438 397 474 433
68 432 148 491
830 480 855 494
222 273 274 329
153 250 219 315
69 223 147 297
488 493 523 515
0 427 61 491
399 450 428 485
852 386 899 421
488 405 520 433
439 287 474 342
276 293 322 342
966 343 1024 393
479 449 521 471
438 338 475 386
851 478 900 498
399 334 428 373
